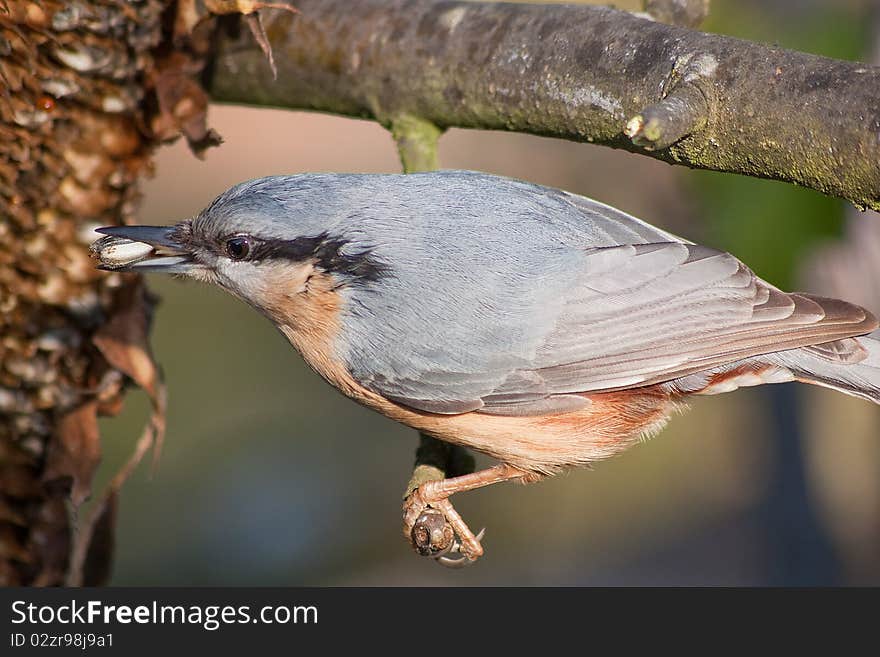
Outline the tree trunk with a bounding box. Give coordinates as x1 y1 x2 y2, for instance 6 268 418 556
0 0 217 586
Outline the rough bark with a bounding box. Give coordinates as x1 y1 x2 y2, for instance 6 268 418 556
0 0 158 587
0 0 222 586
209 0 880 210
643 0 709 28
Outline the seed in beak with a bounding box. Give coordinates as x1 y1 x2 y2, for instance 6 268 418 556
90 235 155 269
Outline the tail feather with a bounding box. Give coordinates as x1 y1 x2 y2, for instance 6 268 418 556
769 329 880 404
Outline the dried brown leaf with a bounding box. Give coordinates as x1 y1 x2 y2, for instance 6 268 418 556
92 279 165 466
244 12 276 79
42 401 101 509
92 281 158 397
66 390 164 586
65 280 167 586
150 53 222 157
207 1 298 79
174 0 209 41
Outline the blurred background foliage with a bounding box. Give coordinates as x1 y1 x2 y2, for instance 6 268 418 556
94 0 880 585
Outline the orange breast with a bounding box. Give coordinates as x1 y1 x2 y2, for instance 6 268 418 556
262 268 680 475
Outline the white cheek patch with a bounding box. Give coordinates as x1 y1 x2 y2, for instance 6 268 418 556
218 261 269 299
186 266 219 285
216 259 316 313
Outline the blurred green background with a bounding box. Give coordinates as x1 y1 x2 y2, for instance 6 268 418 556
96 0 880 585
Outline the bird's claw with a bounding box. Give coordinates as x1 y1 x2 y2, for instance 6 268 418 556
434 527 486 568
404 491 486 566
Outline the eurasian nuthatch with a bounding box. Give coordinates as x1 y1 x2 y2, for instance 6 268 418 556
92 170 880 565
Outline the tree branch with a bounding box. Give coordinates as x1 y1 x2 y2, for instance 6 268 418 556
390 113 442 173
642 0 710 28
208 0 880 210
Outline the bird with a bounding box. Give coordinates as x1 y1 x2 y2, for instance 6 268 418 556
91 170 880 566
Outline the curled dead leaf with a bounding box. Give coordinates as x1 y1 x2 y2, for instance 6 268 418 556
150 53 222 157
66 391 164 586
210 2 299 79
174 0 207 40
244 12 277 79
42 401 101 510
92 280 158 397
62 279 167 586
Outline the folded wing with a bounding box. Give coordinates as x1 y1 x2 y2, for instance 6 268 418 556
371 242 876 415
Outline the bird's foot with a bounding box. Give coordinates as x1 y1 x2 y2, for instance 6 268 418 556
402 463 533 567
403 488 485 567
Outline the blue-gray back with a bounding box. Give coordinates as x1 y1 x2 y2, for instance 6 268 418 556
201 171 872 415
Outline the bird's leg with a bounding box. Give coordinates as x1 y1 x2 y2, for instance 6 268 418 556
403 434 532 566
402 434 472 564
404 465 528 565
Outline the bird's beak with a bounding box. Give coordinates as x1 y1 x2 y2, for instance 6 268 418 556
91 225 197 274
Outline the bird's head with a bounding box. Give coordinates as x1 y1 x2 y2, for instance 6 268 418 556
91 175 389 321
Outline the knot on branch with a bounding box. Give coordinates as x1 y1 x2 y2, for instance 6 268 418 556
625 52 717 151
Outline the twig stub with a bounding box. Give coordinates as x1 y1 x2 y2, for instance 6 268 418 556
626 52 716 151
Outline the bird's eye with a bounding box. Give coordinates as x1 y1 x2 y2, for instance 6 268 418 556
225 236 251 261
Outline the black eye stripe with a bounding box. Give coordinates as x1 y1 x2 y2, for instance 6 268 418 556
217 232 389 284
248 235 324 261
218 234 319 262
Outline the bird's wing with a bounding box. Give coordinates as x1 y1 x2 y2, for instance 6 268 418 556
360 241 876 415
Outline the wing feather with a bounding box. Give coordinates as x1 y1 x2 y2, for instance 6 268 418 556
372 242 875 414
337 175 877 415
